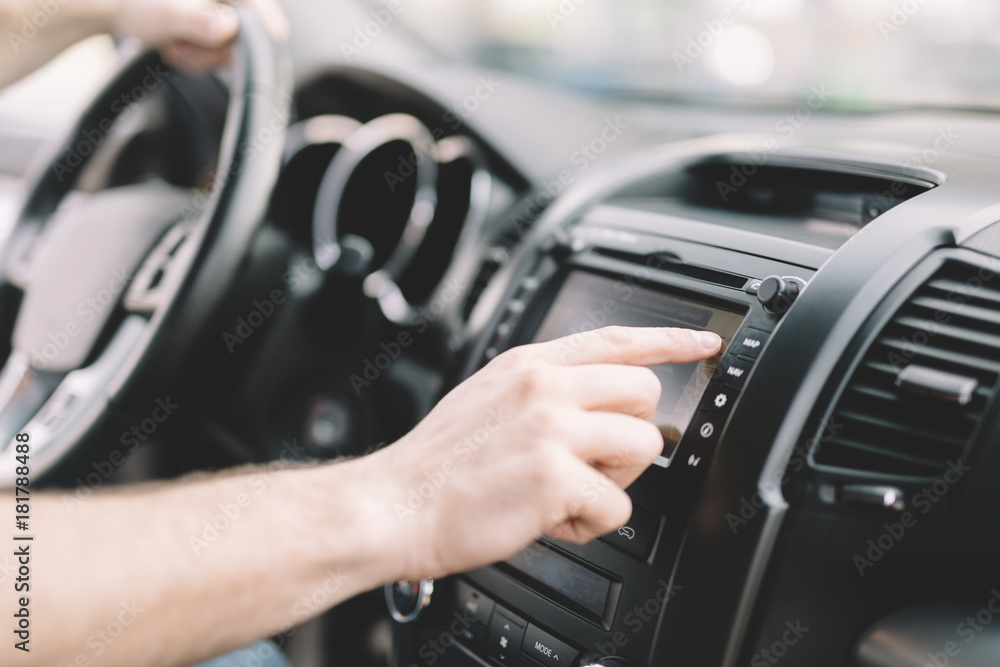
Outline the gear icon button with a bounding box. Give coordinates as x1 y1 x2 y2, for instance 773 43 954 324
714 392 728 409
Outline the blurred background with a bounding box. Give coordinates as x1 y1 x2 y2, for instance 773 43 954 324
4 0 1000 242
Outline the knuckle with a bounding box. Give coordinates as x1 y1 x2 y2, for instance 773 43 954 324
499 345 532 367
512 366 551 401
598 325 633 351
529 445 569 487
635 367 662 404
635 421 665 462
606 489 634 529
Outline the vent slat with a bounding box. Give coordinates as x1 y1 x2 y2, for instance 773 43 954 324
819 434 950 476
907 296 1000 328
873 337 1000 380
835 408 969 449
812 262 999 479
924 278 1000 310
892 315 1000 353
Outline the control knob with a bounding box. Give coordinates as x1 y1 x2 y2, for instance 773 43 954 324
580 658 634 667
757 275 802 314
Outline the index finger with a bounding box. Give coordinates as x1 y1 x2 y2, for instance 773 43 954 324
526 326 722 366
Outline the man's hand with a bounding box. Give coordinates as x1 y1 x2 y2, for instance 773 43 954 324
0 0 289 88
114 0 289 71
1 325 722 667
368 325 722 580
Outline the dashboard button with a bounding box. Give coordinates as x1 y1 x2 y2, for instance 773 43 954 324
731 328 770 359
456 580 495 628
688 412 722 448
522 624 580 667
488 607 526 665
673 441 713 480
701 383 736 419
713 356 753 389
599 504 660 559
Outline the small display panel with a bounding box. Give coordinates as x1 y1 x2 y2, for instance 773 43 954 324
532 271 746 452
504 542 612 620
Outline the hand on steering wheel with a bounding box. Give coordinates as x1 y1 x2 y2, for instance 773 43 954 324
0 6 290 487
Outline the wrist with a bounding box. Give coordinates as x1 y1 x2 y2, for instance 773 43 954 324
297 455 413 588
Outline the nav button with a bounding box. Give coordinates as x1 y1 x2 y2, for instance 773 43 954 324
713 357 753 390
522 624 580 667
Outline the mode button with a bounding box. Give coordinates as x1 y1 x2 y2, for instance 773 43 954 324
522 624 579 667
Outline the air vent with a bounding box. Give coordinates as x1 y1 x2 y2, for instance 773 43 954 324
813 262 1000 478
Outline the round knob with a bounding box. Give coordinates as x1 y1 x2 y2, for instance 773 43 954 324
757 275 800 314
580 658 634 667
385 578 434 623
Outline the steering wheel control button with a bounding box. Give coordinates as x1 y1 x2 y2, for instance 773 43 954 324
673 442 713 481
730 328 770 360
522 624 580 667
689 412 722 448
456 581 495 628
757 275 801 314
488 607 526 665
599 504 660 559
713 357 753 389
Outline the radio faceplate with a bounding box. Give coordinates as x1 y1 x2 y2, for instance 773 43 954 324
419 225 814 667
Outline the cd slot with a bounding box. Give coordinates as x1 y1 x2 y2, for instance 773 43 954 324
590 247 749 288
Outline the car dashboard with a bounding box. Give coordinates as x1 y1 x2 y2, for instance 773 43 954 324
225 61 1000 667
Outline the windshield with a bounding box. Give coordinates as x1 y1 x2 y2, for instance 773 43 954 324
396 0 1000 110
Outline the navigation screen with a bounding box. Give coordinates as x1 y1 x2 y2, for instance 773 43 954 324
532 271 746 453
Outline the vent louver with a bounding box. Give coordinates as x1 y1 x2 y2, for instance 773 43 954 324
813 262 1000 478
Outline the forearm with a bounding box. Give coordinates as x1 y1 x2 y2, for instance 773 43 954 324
0 0 117 87
2 457 400 667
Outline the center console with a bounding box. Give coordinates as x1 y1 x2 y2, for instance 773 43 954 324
391 194 816 666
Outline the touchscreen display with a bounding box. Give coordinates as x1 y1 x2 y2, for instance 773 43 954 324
532 271 746 453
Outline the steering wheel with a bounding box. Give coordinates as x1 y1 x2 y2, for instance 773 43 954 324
0 7 290 487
